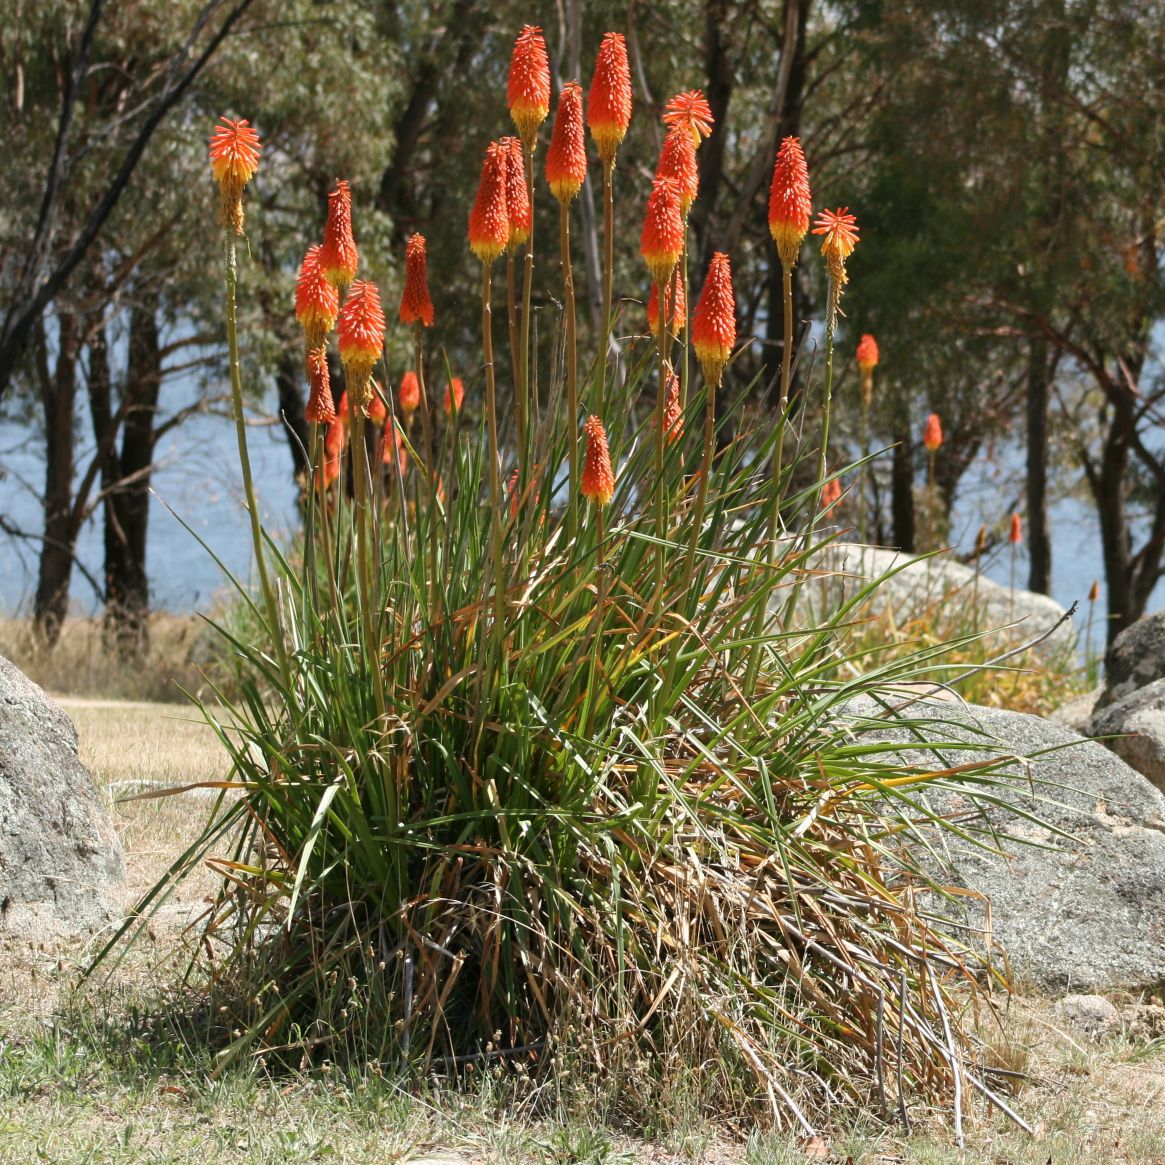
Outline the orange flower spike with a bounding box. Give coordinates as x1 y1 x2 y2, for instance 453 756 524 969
768 136 812 269
318 416 345 490
399 234 435 328
320 180 360 290
295 245 339 349
304 347 335 426
581 415 615 508
587 32 632 167
501 136 531 249
662 370 683 444
691 252 736 388
444 377 465 415
646 276 686 336
398 370 420 416
922 412 943 453
856 333 879 372
366 380 388 425
545 82 588 205
1009 512 1023 544
640 177 684 285
336 390 350 426
663 89 714 146
656 125 698 216
338 280 386 412
813 206 860 284
208 116 261 234
820 476 842 515
468 141 510 265
508 25 551 151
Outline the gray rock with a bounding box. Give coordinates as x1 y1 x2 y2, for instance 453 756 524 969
808 543 1077 662
846 699 1165 992
1089 679 1165 794
1052 994 1121 1040
0 655 124 938
1097 609 1165 709
1050 687 1102 735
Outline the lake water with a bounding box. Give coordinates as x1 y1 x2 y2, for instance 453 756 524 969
0 377 1154 655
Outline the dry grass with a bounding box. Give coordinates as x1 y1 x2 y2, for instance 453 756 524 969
2 702 1162 1164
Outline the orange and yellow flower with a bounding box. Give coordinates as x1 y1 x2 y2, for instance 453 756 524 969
662 370 683 444
856 333 879 372
813 207 859 283
646 275 686 336
399 233 434 328
820 476 842 516
317 415 345 490
208 116 261 234
656 124 698 216
692 252 736 387
320 180 360 290
304 346 335 425
1009 512 1023 544
295 244 339 348
508 25 551 150
444 377 465 415
468 142 510 265
502 136 531 249
581 415 615 507
640 177 684 286
545 82 587 205
663 90 714 145
587 32 632 167
366 380 388 425
768 135 811 269
338 280 385 411
398 369 421 415
922 412 943 453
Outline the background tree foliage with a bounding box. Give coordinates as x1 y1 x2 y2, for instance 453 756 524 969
2 0 1163 649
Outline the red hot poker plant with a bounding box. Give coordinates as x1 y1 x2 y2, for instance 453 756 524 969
692 252 736 389
295 244 339 349
581 415 615 508
508 25 551 151
399 234 435 327
647 277 686 336
640 177 684 286
545 82 588 205
398 370 420 416
768 136 811 270
468 142 511 265
320 180 360 290
663 89 714 145
304 346 335 425
502 136 531 249
587 32 632 169
338 280 386 411
209 116 260 234
656 125 699 217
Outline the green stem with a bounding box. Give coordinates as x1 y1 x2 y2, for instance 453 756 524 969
653 276 671 604
599 163 614 421
769 264 794 552
859 396 869 543
507 249 523 453
560 200 579 545
816 279 837 493
519 143 536 489
414 325 440 629
483 263 506 632
685 372 717 582
223 230 290 686
350 408 387 721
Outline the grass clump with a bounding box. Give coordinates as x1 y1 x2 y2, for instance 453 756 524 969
92 49 1076 1142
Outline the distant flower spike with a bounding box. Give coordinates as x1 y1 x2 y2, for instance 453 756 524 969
581 415 615 507
640 177 684 286
820 476 842 516
501 136 531 249
320 180 360 290
545 82 588 205
856 333 879 372
768 136 812 269
338 280 385 412
295 245 339 348
813 207 860 284
304 346 335 425
399 234 435 327
317 416 345 490
366 379 388 425
468 142 510 265
398 370 420 415
922 412 943 453
444 377 465 415
208 116 261 234
655 125 698 216
663 89 713 145
692 252 736 388
587 32 632 167
646 275 686 336
508 25 551 150
1009 512 1023 544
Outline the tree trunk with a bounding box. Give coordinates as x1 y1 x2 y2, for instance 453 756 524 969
1088 397 1133 644
102 301 161 661
33 312 79 647
691 0 735 268
1025 335 1052 594
890 419 915 553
